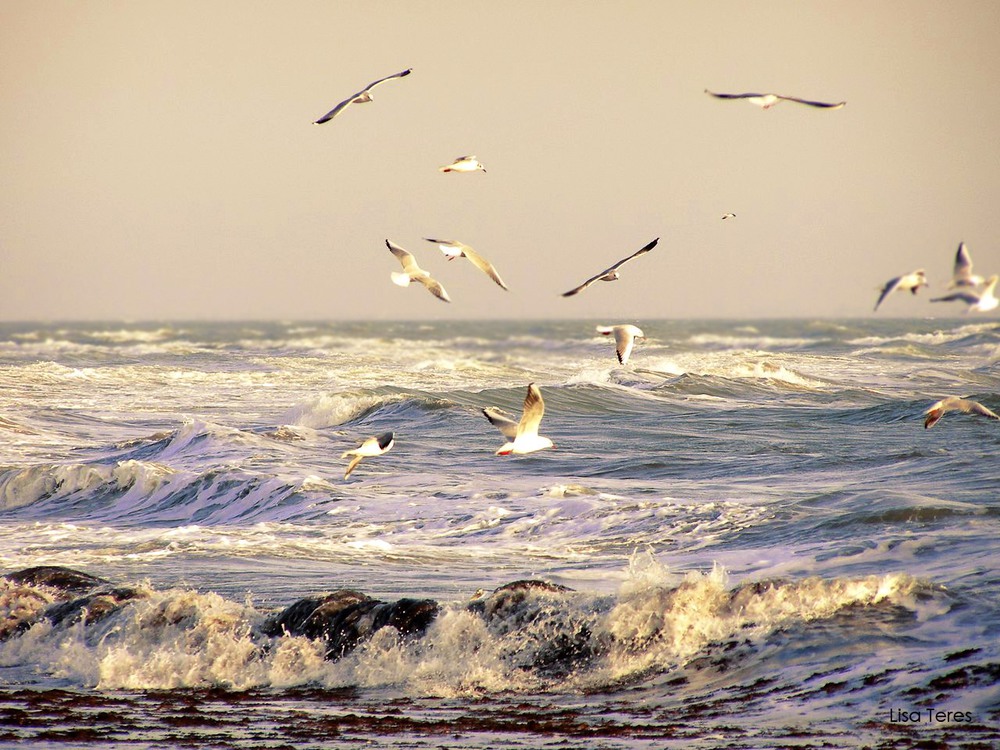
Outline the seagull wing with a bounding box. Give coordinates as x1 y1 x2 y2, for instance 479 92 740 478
360 68 413 93
314 68 412 124
704 90 766 100
483 407 519 440
874 275 903 311
413 273 452 302
386 239 421 274
950 242 978 287
931 291 979 305
960 399 1000 421
460 245 509 290
343 454 365 479
314 96 357 124
516 383 545 440
777 95 846 109
614 327 635 365
562 237 659 297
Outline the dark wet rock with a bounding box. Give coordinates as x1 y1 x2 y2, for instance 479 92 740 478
3 566 109 594
43 587 147 628
261 590 440 660
466 580 604 677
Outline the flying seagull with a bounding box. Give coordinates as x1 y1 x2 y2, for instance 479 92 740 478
923 397 1000 429
948 242 985 289
313 68 412 124
439 155 487 173
561 237 659 297
873 269 928 312
423 238 508 290
386 239 451 302
483 383 554 455
704 89 846 109
931 274 998 313
596 324 645 365
342 431 394 478
721 213 737 220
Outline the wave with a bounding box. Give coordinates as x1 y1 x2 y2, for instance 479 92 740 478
0 559 940 695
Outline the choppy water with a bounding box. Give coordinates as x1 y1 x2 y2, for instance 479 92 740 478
0 318 998 748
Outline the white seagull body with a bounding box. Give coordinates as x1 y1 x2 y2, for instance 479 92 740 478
483 383 554 455
313 68 412 124
923 397 1000 429
704 89 846 109
342 431 394 478
596 324 645 365
423 238 508 290
948 242 985 289
562 237 659 297
931 274 999 313
439 155 487 173
873 269 928 311
386 239 451 302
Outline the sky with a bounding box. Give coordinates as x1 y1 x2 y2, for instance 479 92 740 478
2 0 999 322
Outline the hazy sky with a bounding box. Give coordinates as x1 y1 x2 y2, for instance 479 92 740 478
2 1 999 321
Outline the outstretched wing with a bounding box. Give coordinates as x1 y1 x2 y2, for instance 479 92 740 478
461 245 509 290
516 383 545 439
562 237 659 297
874 275 902 311
386 239 420 273
413 274 452 303
314 68 412 124
777 95 846 109
613 327 636 365
483 407 519 440
704 90 767 100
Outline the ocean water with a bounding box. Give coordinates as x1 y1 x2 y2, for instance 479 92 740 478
0 318 998 748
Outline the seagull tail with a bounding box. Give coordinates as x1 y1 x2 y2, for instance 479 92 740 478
390 272 412 287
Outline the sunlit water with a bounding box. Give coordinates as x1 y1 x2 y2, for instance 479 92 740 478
0 319 998 748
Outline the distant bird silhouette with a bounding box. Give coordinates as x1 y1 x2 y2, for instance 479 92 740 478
923 397 1000 429
721 213 737 220
704 89 845 109
386 239 451 303
439 156 487 173
873 269 928 311
423 238 508 290
314 68 412 124
562 238 659 297
931 274 998 313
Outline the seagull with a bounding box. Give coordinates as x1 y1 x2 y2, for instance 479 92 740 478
439 155 486 173
873 269 929 312
923 397 1000 429
386 239 451 302
721 213 737 220
596 324 645 365
342 432 394 478
313 68 412 124
931 274 998 313
483 383 554 455
561 237 659 297
948 242 985 289
423 238 508 290
704 89 846 109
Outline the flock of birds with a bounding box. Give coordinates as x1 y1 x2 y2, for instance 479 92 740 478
312 69 999 478
874 242 999 313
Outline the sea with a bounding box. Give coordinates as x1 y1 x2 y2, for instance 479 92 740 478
0 318 997 749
